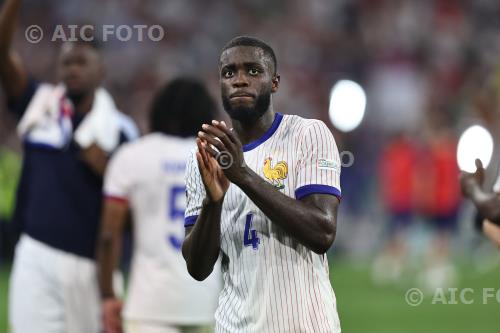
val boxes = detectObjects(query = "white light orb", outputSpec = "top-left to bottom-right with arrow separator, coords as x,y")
328,80 -> 366,132
457,125 -> 494,172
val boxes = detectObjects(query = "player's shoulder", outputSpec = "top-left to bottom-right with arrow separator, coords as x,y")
281,114 -> 331,138
110,133 -> 159,163
115,133 -> 146,153
281,113 -> 328,128
119,133 -> 192,151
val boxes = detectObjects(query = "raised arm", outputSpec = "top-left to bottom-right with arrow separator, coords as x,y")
460,159 -> 500,225
0,0 -> 28,102
182,139 -> 229,281
465,188 -> 500,224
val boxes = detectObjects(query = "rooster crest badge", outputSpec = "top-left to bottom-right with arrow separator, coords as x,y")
263,157 -> 288,190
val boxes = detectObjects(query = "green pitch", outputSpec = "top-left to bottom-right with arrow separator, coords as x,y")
1,261 -> 499,332
333,260 -> 499,333
1,264 -> 8,332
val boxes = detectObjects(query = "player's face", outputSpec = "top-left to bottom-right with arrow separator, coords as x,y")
58,43 -> 103,100
220,46 -> 278,123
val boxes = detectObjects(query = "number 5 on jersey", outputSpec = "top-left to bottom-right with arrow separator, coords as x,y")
244,214 -> 260,250
168,185 -> 186,250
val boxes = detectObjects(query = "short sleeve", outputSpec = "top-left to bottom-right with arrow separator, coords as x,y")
184,149 -> 206,227
294,120 -> 341,200
103,145 -> 135,203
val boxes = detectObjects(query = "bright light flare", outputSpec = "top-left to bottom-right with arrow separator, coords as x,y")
457,125 -> 494,172
328,80 -> 366,132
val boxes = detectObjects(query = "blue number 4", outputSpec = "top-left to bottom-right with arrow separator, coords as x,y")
243,214 -> 260,250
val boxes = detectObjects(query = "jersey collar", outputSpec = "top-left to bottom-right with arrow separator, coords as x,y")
242,113 -> 283,152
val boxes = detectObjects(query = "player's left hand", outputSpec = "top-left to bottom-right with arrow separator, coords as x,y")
460,159 -> 484,197
198,120 -> 248,184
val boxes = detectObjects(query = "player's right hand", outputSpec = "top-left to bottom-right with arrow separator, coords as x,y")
102,297 -> 123,333
196,137 -> 230,203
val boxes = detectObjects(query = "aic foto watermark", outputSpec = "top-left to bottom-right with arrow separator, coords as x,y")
214,150 -> 355,170
405,287 -> 500,306
25,24 -> 165,44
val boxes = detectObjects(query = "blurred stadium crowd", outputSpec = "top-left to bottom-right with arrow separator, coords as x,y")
1,0 -> 500,283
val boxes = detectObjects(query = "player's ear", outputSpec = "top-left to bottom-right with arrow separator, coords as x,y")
271,74 -> 280,93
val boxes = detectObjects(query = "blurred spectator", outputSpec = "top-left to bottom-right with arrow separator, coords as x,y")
372,132 -> 418,285
416,111 -> 461,290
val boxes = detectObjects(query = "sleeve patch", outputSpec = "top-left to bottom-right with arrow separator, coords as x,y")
317,158 -> 340,172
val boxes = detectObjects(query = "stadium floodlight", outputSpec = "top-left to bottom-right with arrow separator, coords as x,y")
457,125 -> 494,172
328,79 -> 366,132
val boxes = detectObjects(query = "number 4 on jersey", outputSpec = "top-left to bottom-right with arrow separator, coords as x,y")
244,214 -> 260,250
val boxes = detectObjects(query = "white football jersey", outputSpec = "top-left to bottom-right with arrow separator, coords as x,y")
104,133 -> 221,324
185,113 -> 342,332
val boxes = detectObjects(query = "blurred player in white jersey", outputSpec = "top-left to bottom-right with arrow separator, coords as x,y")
183,36 -> 342,332
97,78 -> 221,333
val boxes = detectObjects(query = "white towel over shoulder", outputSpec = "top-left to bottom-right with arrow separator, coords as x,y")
17,83 -> 138,152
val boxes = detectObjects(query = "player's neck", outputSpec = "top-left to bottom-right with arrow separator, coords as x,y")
69,91 -> 95,115
232,107 -> 275,146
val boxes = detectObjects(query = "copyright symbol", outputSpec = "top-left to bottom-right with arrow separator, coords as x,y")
25,25 -> 43,44
217,151 -> 233,170
405,288 -> 424,306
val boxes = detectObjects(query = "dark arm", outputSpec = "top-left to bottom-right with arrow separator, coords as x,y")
0,0 -> 29,102
182,198 -> 223,281
483,220 -> 500,249
236,168 -> 339,254
467,185 -> 500,225
459,159 -> 500,225
182,139 -> 229,281
96,199 -> 128,299
81,143 -> 109,177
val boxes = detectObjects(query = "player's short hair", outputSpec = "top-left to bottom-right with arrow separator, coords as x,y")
149,78 -> 217,137
222,36 -> 277,75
